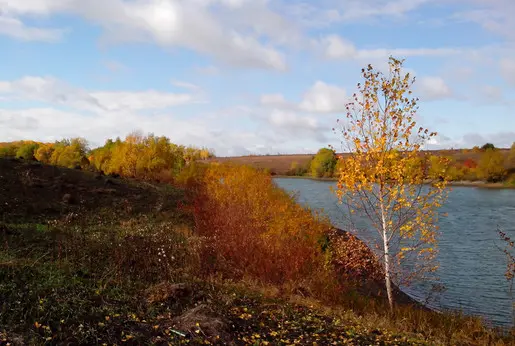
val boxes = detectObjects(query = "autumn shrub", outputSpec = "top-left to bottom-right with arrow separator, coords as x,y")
189,163 -> 341,296
88,133 -> 213,181
310,148 -> 337,178
478,148 -> 507,182
175,161 -> 209,187
287,161 -> 308,176
506,173 -> 515,186
15,142 -> 40,160
463,158 -> 478,169
328,230 -> 382,283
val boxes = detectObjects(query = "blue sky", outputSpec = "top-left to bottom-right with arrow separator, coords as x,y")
1,0 -> 515,156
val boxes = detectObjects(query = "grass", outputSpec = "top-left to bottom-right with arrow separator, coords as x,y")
1,212 -> 512,345
1,158 -> 515,345
0,218 -> 432,345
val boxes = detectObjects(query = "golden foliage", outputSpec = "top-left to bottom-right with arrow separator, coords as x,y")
310,148 -> 337,178
89,133 -> 215,181
477,148 -> 506,183
333,57 -> 449,307
190,163 -> 341,296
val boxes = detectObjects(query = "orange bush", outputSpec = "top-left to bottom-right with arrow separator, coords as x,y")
190,163 -> 338,292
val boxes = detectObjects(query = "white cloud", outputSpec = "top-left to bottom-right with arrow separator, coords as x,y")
286,0 -> 430,27
260,93 -> 292,108
266,109 -> 329,143
321,35 -> 461,60
260,81 -> 348,113
172,80 -> 201,91
417,76 -> 454,101
480,85 -> 504,103
323,35 -> 357,59
5,0 -> 288,70
0,105 -> 328,156
269,109 -> 317,129
422,131 -> 515,150
194,65 -> 220,75
461,132 -> 515,149
90,91 -> 195,111
453,0 -> 515,41
0,14 -> 64,41
500,58 -> 515,86
0,75 -> 333,155
334,0 -> 430,21
299,81 -> 348,113
0,76 -> 197,112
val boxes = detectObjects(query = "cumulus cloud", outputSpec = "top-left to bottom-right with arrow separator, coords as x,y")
417,76 -> 454,101
0,76 -> 196,112
194,65 -> 220,75
261,81 -> 348,113
0,106 -> 260,153
286,0 -> 430,27
4,0 -> 289,70
268,109 -> 317,129
266,110 -> 329,143
453,0 -> 515,41
321,35 -> 461,60
257,81 -> 347,144
260,94 -> 292,108
0,75 -> 333,155
0,105 -> 330,156
0,14 -> 65,41
461,132 -> 515,148
479,85 -> 505,104
424,131 -> 515,150
299,81 -> 348,113
171,80 -> 201,91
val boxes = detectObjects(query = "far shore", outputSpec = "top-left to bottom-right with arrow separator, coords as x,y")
273,175 -> 515,189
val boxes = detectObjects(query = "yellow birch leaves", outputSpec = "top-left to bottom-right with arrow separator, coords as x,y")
334,57 -> 450,285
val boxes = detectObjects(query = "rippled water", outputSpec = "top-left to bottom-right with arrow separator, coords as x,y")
274,177 -> 515,327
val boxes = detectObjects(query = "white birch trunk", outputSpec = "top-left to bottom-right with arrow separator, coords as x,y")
380,195 -> 394,310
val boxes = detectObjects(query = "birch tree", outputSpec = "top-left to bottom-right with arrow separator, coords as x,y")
333,57 -> 449,309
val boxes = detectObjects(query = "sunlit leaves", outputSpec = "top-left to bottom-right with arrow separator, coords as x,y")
334,57 -> 450,298
88,133 -> 215,181
477,148 -> 506,183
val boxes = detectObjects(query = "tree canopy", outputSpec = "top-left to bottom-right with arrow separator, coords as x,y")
310,148 -> 337,178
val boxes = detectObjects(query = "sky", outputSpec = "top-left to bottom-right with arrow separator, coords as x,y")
1,0 -> 515,156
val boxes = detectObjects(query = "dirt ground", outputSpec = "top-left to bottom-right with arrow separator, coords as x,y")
0,158 -> 182,223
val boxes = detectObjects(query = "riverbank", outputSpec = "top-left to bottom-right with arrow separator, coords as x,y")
275,175 -> 515,189
2,158 -> 513,345
331,228 -> 427,310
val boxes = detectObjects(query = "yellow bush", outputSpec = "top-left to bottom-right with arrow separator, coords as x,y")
191,163 -> 339,294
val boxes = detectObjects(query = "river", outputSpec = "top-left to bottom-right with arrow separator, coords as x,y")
274,177 -> 515,327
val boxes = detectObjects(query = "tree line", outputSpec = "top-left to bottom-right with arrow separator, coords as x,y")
0,132 -> 215,182
287,143 -> 515,184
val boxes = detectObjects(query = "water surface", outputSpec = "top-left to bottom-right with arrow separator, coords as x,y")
274,177 -> 515,327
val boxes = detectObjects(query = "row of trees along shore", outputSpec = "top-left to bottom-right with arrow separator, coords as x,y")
289,143 -> 515,184
0,133 -> 215,182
